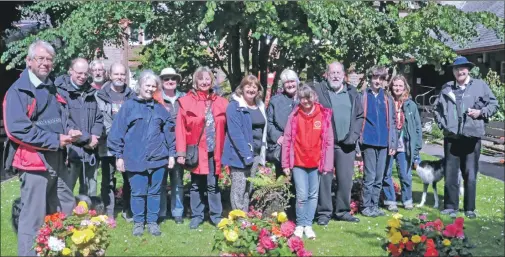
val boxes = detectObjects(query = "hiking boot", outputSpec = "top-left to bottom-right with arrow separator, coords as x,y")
174,216 -> 184,224
387,204 -> 399,213
132,222 -> 144,236
373,207 -> 386,216
361,207 -> 377,217
335,212 -> 360,223
465,211 -> 477,219
147,222 -> 162,236
441,209 -> 457,218
122,211 -> 133,223
294,226 -> 304,238
304,226 -> 316,240
189,218 -> 203,230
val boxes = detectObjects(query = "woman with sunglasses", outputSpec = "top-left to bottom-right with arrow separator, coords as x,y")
153,67 -> 186,224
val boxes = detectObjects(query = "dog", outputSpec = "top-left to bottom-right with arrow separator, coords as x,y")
415,158 -> 464,209
11,195 -> 105,234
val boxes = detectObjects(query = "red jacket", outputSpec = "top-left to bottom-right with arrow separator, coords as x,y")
176,90 -> 228,175
281,103 -> 334,173
294,105 -> 323,168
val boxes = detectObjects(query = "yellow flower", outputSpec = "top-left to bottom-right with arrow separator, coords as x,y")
228,209 -> 246,220
411,235 -> 421,243
402,237 -> 409,243
443,239 -> 451,246
392,213 -> 403,220
78,201 -> 88,209
387,218 -> 401,229
82,248 -> 90,257
389,231 -> 403,244
61,248 -> 72,256
224,229 -> 238,242
97,215 -> 108,222
87,224 -> 96,231
217,218 -> 231,230
277,212 -> 288,223
83,228 -> 95,242
72,230 -> 86,245
90,217 -> 102,224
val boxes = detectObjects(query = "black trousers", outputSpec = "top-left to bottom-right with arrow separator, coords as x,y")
443,137 -> 480,211
317,144 -> 355,221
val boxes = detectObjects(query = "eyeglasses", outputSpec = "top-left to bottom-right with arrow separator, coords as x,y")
33,56 -> 54,64
163,76 -> 177,81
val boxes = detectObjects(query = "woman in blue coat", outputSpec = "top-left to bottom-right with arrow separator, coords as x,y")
108,70 -> 176,236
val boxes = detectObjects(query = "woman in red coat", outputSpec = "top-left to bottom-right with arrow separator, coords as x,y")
175,66 -> 228,229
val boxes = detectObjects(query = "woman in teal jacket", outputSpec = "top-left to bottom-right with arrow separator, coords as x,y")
382,75 -> 422,212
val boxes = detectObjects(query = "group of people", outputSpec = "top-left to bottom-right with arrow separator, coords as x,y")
4,40 -> 498,255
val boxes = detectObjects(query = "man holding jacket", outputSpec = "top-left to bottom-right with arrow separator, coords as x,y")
56,58 -> 104,196
314,62 -> 363,224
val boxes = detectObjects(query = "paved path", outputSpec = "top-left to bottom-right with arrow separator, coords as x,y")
421,143 -> 504,181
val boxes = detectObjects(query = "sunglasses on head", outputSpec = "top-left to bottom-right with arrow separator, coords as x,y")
163,76 -> 177,81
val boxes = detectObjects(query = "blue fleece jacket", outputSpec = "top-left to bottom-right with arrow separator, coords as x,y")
362,88 -> 389,147
107,97 -> 176,172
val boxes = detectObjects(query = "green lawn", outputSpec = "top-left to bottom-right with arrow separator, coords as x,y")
1,154 -> 504,256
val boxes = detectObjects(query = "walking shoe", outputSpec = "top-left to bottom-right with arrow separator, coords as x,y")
317,218 -> 329,226
147,222 -> 162,236
404,203 -> 414,210
304,226 -> 316,240
189,218 -> 203,229
122,211 -> 133,223
373,207 -> 386,216
387,205 -> 399,213
294,226 -> 304,238
335,213 -> 360,223
465,211 -> 477,219
174,216 -> 184,224
132,223 -> 144,236
361,207 -> 377,217
441,209 -> 458,218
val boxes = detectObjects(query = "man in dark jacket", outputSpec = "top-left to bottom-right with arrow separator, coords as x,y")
56,58 -> 104,197
3,40 -> 81,256
313,62 -> 363,224
96,62 -> 136,221
434,56 -> 498,219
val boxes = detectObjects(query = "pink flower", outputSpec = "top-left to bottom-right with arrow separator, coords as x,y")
443,224 -> 464,239
259,235 -> 277,250
454,217 -> 464,228
287,236 -> 304,252
297,248 -> 313,257
280,221 -> 296,237
259,228 -> 269,239
256,246 -> 266,254
73,205 -> 87,215
67,225 -> 74,232
107,217 -> 117,228
88,209 -> 97,217
418,214 -> 427,221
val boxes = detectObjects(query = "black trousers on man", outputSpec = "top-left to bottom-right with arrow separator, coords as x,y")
444,136 -> 480,212
317,144 -> 355,222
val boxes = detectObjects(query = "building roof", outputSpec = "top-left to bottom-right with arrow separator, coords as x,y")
443,1 -> 504,53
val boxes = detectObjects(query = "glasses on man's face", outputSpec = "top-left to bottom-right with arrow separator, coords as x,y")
33,56 -> 54,64
163,77 -> 177,82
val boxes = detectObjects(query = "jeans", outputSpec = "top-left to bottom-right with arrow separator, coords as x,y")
444,137 -> 480,211
190,154 -> 222,224
293,167 -> 320,227
383,151 -> 412,206
100,156 -> 131,217
67,161 -> 97,196
160,164 -> 185,218
362,145 -> 388,209
128,167 -> 166,223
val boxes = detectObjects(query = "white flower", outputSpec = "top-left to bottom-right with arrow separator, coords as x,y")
80,220 -> 92,226
48,236 -> 65,252
270,235 -> 277,242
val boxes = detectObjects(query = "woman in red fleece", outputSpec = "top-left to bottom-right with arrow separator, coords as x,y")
281,84 -> 334,240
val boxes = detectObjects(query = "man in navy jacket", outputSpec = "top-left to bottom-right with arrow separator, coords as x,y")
3,40 -> 82,256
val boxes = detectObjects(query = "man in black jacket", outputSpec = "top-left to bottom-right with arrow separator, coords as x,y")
56,58 -> 104,196
313,61 -> 363,224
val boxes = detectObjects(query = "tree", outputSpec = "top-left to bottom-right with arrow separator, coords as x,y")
2,1 -> 504,92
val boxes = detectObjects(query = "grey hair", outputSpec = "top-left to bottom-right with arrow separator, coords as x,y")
326,61 -> 345,74
192,66 -> 215,90
297,84 -> 318,103
89,60 -> 105,71
137,70 -> 162,94
27,40 -> 55,59
279,69 -> 299,87
109,62 -> 127,75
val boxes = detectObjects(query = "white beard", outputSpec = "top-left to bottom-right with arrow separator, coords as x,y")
93,77 -> 104,83
112,80 -> 125,87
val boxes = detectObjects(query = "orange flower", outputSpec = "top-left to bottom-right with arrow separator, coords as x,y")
44,215 -> 52,223
271,226 -> 282,237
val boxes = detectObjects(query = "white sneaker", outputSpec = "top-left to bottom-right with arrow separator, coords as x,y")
294,226 -> 304,238
304,226 -> 316,240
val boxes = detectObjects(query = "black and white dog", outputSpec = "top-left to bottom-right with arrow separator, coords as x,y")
415,158 -> 464,208
11,195 -> 105,233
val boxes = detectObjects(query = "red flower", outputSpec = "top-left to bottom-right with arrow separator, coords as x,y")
259,235 -> 277,250
57,212 -> 66,220
296,248 -> 313,257
256,246 -> 266,254
433,219 -> 444,231
424,247 -> 439,257
251,225 -> 258,232
401,230 -> 410,236
454,217 -> 464,228
280,221 -> 296,237
399,242 -> 405,250
287,236 -> 304,252
443,224 -> 464,239
259,228 -> 269,239
421,235 -> 427,243
53,220 -> 63,229
426,239 -> 436,249
419,224 -> 426,230
89,209 -> 97,217
388,243 -> 402,257
406,241 -> 414,251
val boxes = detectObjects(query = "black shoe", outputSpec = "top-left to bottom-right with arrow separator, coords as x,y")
189,218 -> 202,229
317,219 -> 329,226
465,211 -> 477,219
174,216 -> 184,224
335,213 -> 360,223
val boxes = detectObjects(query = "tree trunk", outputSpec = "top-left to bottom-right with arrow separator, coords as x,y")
251,38 -> 259,77
241,27 -> 250,74
258,35 -> 270,89
229,25 -> 242,91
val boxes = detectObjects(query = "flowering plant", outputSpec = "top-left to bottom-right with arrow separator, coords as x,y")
34,201 -> 116,257
383,213 -> 474,257
213,208 -> 312,257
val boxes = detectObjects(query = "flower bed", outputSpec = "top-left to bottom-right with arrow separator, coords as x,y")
383,213 -> 474,257
213,209 -> 312,257
34,201 -> 116,256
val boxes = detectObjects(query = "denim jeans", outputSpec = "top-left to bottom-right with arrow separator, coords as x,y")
100,156 -> 131,217
383,151 -> 412,206
160,164 -> 185,218
362,145 -> 388,209
190,154 -> 222,224
293,167 -> 320,227
128,167 -> 166,223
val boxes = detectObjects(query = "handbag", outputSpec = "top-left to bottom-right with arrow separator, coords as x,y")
266,143 -> 281,163
184,101 -> 212,168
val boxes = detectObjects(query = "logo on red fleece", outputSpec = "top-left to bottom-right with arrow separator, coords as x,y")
314,121 -> 322,129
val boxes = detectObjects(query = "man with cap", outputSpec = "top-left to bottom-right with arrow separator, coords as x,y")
434,56 -> 498,219
153,67 -> 186,223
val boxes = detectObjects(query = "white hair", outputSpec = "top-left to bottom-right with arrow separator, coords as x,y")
89,60 -> 105,71
137,70 -> 162,94
27,40 -> 55,59
279,69 -> 299,86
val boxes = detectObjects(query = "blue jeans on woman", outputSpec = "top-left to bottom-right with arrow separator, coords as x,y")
128,167 -> 166,224
190,154 -> 222,225
292,167 -> 320,227
383,151 -> 413,206
159,164 -> 185,218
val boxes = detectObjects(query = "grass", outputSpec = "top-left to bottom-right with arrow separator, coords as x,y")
1,154 -> 504,256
